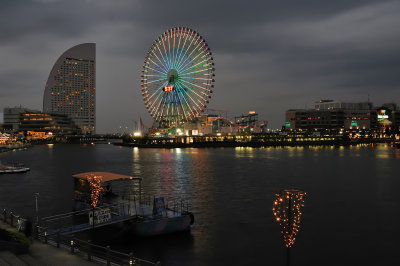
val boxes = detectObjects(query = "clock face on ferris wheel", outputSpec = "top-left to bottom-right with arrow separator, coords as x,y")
141,27 -> 215,126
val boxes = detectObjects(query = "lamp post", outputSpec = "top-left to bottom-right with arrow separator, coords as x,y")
34,193 -> 39,224
272,189 -> 306,266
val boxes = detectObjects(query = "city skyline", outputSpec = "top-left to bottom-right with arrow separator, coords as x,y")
1,0 -> 400,133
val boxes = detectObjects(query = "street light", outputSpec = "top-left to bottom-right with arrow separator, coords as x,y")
34,193 -> 39,224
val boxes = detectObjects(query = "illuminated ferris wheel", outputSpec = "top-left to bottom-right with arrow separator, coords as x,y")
141,27 -> 215,127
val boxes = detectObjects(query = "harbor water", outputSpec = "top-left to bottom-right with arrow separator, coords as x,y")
1,144 -> 400,265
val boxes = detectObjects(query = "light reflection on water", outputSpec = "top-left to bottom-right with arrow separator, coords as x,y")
1,144 -> 400,265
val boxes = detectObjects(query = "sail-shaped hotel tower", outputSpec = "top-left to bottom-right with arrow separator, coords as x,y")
43,43 -> 96,135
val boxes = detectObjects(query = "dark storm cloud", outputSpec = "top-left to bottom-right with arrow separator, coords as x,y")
1,0 -> 400,132
0,70 -> 39,97
0,1 -> 94,45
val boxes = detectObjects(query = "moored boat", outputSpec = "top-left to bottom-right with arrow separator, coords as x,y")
0,162 -> 30,174
72,171 -> 194,236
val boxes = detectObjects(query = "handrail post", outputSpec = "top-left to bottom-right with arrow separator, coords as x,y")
106,245 -> 111,266
56,231 -> 60,248
16,216 -> 21,231
3,209 -> 6,222
87,240 -> 92,261
139,179 -> 142,205
44,229 -> 48,244
71,238 -> 75,253
129,252 -> 133,265
10,212 -> 13,226
34,225 -> 39,240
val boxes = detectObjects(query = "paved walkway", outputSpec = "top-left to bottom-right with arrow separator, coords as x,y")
0,219 -> 98,265
28,241 -> 98,266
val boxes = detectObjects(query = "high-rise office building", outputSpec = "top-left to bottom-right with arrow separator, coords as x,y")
43,43 -> 96,134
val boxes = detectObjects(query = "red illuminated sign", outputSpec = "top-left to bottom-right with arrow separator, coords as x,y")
163,86 -> 174,92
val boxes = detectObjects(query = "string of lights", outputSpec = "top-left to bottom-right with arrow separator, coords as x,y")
86,174 -> 104,207
272,189 -> 306,248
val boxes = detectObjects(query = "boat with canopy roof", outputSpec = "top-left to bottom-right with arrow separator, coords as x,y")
72,171 -> 194,236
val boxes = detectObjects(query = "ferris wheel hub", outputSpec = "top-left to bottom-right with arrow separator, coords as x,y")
167,69 -> 179,84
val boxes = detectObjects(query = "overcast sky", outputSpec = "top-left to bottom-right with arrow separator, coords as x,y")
1,0 -> 400,133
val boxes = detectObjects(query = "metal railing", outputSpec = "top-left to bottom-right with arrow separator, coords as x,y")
1,208 -> 27,231
39,203 -> 131,235
121,195 -> 193,216
36,227 -> 160,266
1,196 -> 193,266
1,207 -> 160,265
118,193 -> 192,211
165,197 -> 192,214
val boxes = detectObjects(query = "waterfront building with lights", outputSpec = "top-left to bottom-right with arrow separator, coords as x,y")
285,100 -> 377,132
3,107 -> 41,131
285,100 -> 400,138
19,112 -> 81,139
43,43 -> 96,135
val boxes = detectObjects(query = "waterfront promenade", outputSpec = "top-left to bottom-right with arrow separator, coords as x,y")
0,219 -> 97,265
0,143 -> 31,153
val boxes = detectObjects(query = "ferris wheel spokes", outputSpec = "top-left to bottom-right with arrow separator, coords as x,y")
141,27 -> 215,127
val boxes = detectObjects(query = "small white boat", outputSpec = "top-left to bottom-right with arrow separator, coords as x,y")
0,163 -> 30,174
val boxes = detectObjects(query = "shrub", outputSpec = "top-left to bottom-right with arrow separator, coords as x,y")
0,228 -> 30,246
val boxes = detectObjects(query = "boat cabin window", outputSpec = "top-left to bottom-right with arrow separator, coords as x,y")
74,178 -> 90,194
